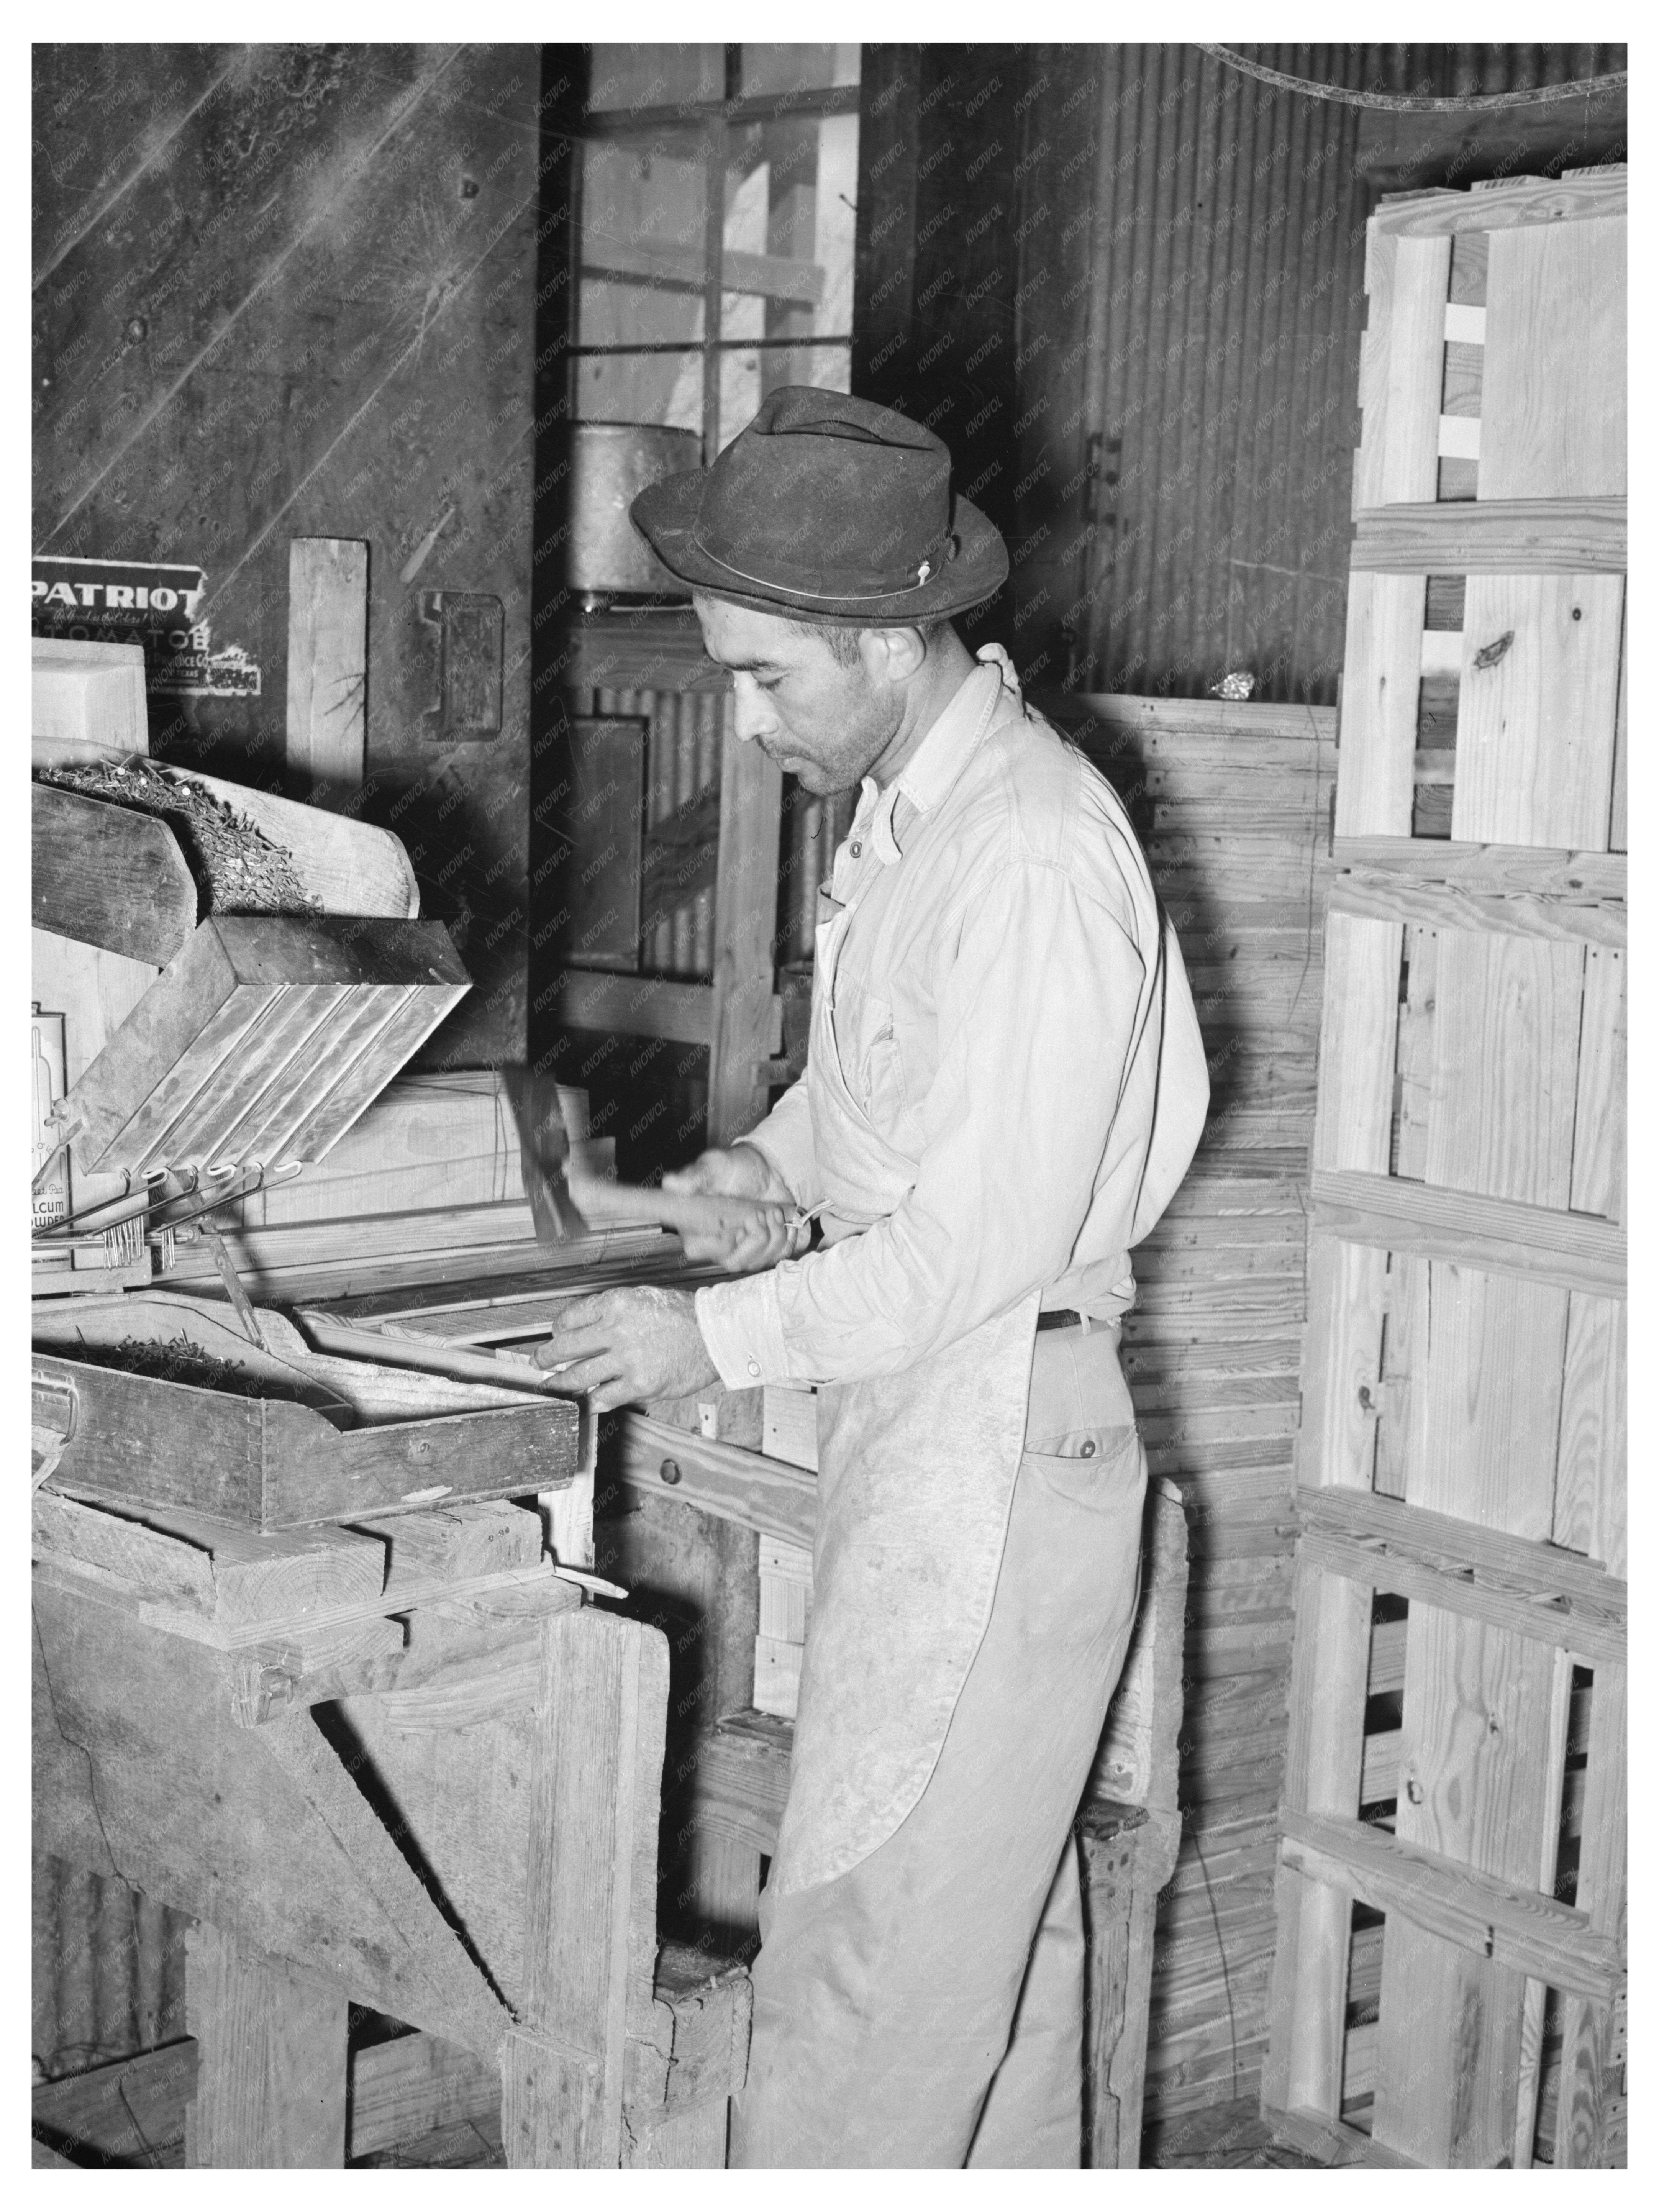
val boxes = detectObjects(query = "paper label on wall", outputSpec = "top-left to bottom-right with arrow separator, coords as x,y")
32,1005 -> 70,1255
31,555 -> 262,698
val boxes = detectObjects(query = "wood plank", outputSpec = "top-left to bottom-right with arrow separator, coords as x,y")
1369,171 -> 1626,236
1295,1487 -> 1625,1666
1481,218 -> 1625,503
1279,1813 -> 1618,2003
613,1411 -> 818,1550
708,710 -> 784,1145
1353,230 -> 1450,512
31,783 -> 197,964
1350,496 -> 1625,573
184,1921 -> 347,2168
557,969 -> 715,1046
1310,1171 -> 1624,1299
1333,575 -> 1422,838
1265,2104 -> 1424,2169
1453,576 -> 1624,852
1330,839 -> 1623,901
503,1607 -> 669,2168
1331,866 -> 1623,949
31,637 -> 149,761
286,538 -> 368,809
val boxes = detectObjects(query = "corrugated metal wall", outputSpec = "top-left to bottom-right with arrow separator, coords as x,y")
1003,41 -> 1625,703
1010,44 -> 1372,703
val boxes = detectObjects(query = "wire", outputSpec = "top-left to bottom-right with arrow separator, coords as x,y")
1196,45 -> 1627,113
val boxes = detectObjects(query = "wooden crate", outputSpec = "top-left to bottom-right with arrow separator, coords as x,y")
1262,168 -> 1627,2172
31,1291 -> 579,1532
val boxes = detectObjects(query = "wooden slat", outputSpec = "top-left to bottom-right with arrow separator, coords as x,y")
1330,839 -> 1623,900
1333,576 -> 1423,839
286,538 -> 368,809
503,1608 -> 668,2168
1311,1169 -> 1624,1299
1369,171 -> 1626,236
1349,496 -> 1625,573
1280,1813 -> 1620,2003
1294,1487 -> 1625,1666
1328,869 -> 1624,949
557,969 -> 713,1046
613,1412 -> 817,1551
1267,2105 -> 1423,2169
1353,230 -> 1451,511
582,233 -> 825,305
708,712 -> 784,1145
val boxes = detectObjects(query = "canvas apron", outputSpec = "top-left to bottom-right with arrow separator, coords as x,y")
770,784 -> 1044,1898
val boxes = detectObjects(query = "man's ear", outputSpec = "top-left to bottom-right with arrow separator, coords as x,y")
861,625 -> 928,685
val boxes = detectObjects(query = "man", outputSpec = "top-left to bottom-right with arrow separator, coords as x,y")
536,388 -> 1208,2167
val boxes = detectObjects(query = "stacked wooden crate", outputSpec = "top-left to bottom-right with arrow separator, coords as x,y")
1048,694 -> 1336,2131
1263,168 -> 1626,2169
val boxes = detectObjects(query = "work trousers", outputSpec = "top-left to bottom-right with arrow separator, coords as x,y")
730,1323 -> 1148,2168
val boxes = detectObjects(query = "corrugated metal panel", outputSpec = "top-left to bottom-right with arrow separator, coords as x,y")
1008,41 -> 1624,704
1033,44 -> 1373,703
34,1861 -> 187,2083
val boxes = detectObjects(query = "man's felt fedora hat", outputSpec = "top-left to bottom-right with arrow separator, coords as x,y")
629,387 -> 1009,623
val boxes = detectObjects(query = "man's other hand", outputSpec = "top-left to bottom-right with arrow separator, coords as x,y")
532,1286 -> 718,1412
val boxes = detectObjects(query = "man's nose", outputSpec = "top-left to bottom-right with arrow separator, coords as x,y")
730,673 -> 774,745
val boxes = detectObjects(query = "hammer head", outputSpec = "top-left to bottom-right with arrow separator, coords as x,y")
502,1068 -> 591,1242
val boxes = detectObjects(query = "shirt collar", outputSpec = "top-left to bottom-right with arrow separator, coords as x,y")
858,645 -> 1022,865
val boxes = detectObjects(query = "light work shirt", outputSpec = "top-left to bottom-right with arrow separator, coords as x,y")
695,644 -> 1208,1392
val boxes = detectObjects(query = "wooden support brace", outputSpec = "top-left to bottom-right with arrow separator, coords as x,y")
1279,1810 -> 1621,2002
1311,1170 -> 1625,1300
184,1922 -> 348,2168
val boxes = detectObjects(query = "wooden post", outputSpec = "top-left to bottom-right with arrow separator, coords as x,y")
184,1922 -> 348,2168
502,1607 -> 669,2168
287,538 -> 368,811
707,707 -> 783,1146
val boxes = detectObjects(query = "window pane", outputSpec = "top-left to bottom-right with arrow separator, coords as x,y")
738,44 -> 859,97
579,136 -> 707,336
717,115 -> 857,346
589,43 -> 723,113
574,349 -> 703,439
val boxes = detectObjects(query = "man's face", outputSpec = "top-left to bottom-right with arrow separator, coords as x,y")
692,595 -> 902,795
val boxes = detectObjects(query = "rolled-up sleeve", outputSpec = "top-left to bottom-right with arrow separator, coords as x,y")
695,861 -> 1145,1389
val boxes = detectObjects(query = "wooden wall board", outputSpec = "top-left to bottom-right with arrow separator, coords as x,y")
286,539 -> 368,810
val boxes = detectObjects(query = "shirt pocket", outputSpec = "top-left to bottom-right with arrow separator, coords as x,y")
830,972 -> 908,1127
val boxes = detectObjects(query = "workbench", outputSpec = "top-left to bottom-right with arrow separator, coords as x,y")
32,1490 -> 750,2167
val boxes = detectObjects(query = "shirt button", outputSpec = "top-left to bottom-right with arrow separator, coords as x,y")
747,1358 -> 762,1378
1080,1440 -> 1097,1457
850,841 -> 862,858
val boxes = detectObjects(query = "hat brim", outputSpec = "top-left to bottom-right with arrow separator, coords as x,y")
631,467 -> 1010,623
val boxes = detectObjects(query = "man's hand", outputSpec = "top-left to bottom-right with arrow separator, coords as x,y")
532,1286 -> 718,1412
664,1144 -> 807,1271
